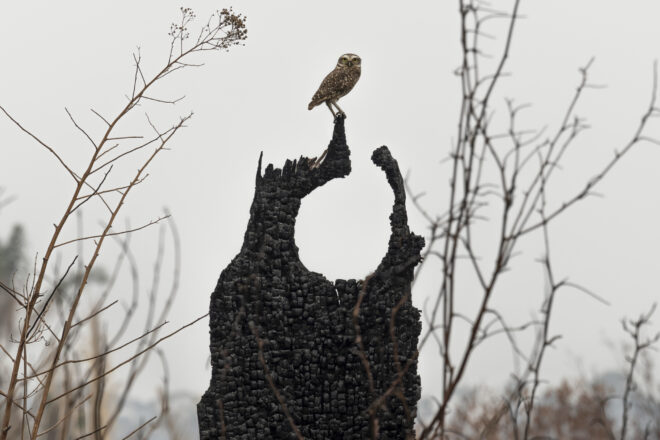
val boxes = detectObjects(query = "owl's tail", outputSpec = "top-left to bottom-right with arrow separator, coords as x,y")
307,101 -> 317,110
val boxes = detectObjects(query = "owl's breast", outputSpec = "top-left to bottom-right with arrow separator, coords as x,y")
337,68 -> 361,97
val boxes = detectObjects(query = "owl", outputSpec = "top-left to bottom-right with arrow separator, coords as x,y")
308,53 -> 361,118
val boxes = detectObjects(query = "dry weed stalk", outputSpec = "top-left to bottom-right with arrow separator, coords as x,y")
0,7 -> 246,439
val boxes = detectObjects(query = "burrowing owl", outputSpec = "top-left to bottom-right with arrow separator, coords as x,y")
308,53 -> 361,118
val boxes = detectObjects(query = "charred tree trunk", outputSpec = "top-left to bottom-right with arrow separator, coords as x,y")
197,116 -> 423,439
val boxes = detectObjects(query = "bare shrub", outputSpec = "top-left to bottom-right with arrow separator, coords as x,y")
0,7 -> 246,439
405,1 -> 660,438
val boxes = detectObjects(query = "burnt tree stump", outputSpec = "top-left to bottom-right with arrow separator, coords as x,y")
197,116 -> 424,439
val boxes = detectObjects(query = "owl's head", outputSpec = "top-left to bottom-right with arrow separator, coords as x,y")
337,53 -> 361,69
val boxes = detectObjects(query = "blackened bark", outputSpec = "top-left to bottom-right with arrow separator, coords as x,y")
198,116 -> 423,439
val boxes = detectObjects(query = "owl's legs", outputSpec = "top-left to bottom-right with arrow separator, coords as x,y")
330,100 -> 346,117
325,101 -> 337,117
310,102 -> 335,169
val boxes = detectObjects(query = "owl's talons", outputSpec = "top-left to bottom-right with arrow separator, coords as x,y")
334,112 -> 346,122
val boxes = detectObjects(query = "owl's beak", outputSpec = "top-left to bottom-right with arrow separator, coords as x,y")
347,61 -> 353,67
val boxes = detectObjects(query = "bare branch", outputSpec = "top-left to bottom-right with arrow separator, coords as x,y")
65,108 -> 97,150
21,320 -> 169,381
0,105 -> 79,182
71,300 -> 118,329
45,314 -> 207,405
26,256 -> 78,340
90,108 -> 110,126
620,304 -> 660,440
54,215 -> 170,248
36,394 -> 93,437
119,416 -> 157,440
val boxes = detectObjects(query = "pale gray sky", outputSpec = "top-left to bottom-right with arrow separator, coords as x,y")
2,0 -> 660,431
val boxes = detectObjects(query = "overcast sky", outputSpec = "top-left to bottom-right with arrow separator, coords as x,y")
2,0 -> 660,431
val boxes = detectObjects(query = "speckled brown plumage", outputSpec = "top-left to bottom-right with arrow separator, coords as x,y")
308,53 -> 361,117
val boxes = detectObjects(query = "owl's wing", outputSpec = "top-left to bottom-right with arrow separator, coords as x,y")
308,68 -> 345,110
